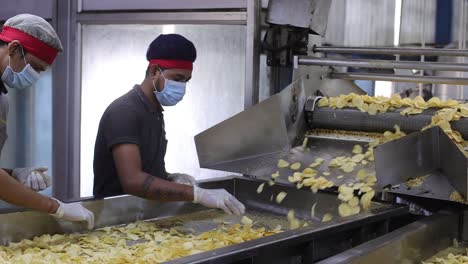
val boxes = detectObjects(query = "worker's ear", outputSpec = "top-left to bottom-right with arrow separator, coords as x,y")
7,40 -> 22,57
149,64 -> 160,78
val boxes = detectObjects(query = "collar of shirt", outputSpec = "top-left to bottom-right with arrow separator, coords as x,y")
0,80 -> 7,94
134,85 -> 163,113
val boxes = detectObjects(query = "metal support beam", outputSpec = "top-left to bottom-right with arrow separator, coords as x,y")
313,46 -> 468,57
0,0 -> 54,21
244,0 -> 261,108
330,72 -> 468,85
79,0 -> 247,12
297,56 -> 468,72
52,0 -> 81,201
76,12 -> 247,25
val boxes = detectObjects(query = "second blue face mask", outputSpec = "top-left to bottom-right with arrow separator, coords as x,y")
153,69 -> 186,106
1,46 -> 40,90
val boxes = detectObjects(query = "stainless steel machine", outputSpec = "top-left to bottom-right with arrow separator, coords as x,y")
2,1 -> 468,263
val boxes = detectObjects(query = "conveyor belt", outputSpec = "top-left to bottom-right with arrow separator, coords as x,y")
0,178 -> 409,264
307,106 -> 468,139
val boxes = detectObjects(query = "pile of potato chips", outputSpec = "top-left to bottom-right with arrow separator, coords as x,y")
318,93 -> 468,150
423,252 -> 468,264
0,221 -> 280,264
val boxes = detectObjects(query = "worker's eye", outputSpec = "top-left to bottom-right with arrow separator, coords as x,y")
173,78 -> 188,83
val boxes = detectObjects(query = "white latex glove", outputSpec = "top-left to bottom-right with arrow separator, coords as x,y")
12,166 -> 52,191
50,198 -> 95,229
168,173 -> 197,186
193,186 -> 245,215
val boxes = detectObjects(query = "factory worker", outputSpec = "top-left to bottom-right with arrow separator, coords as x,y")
0,14 -> 94,229
93,34 -> 245,215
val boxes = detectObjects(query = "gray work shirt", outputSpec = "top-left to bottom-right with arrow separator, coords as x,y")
93,85 -> 168,198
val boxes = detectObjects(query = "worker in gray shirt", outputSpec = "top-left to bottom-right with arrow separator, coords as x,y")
0,14 -> 94,229
93,34 -> 245,215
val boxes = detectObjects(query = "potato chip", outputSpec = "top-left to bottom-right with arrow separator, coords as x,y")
360,186 -> 373,193
256,183 -> 265,194
337,175 -> 344,179
442,99 -> 459,108
427,97 -> 441,107
241,216 -> 253,225
268,180 -> 275,186
303,177 -> 316,187
290,162 -> 301,170
356,169 -> 367,181
338,203 -> 352,217
311,202 -> 317,218
317,97 -> 329,107
276,192 -> 287,204
273,225 -> 282,232
277,159 -> 289,168
459,104 -> 468,117
323,171 -> 331,176
271,171 -> 280,179
336,95 -> 348,109
449,191 -> 465,203
351,154 -> 364,163
309,158 -> 324,168
338,192 -> 354,202
400,107 -> 424,116
288,173 -> 302,183
340,162 -> 356,173
303,168 -> 318,177
322,213 -> 333,222
368,103 -> 379,115
287,210 -> 301,229
361,190 -> 375,209
352,144 -> 363,154
413,96 -> 428,109
348,196 -> 360,207
351,206 -> 361,215
302,137 -> 309,149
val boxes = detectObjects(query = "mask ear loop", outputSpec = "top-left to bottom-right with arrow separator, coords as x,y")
152,67 -> 165,93
9,45 -> 28,69
19,46 -> 27,66
158,67 -> 167,92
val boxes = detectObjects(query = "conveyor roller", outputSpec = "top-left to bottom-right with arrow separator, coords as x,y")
306,105 -> 468,140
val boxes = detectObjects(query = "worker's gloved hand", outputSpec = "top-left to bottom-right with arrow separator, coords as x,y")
50,198 -> 95,229
193,186 -> 245,215
168,173 -> 197,186
12,166 -> 52,191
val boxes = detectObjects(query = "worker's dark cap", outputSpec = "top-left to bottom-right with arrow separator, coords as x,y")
146,34 -> 196,70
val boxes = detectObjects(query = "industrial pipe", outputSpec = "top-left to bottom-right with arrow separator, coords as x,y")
312,46 -> 468,57
296,56 -> 468,72
330,72 -> 468,85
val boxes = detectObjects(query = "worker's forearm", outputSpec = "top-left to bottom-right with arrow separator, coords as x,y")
125,172 -> 194,202
0,169 -> 59,213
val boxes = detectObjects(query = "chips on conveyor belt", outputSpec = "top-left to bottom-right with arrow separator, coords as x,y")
318,93 -> 468,151
0,220 -> 281,264
423,240 -> 468,264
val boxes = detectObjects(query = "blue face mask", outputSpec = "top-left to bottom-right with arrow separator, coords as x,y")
153,69 -> 186,106
1,47 -> 40,90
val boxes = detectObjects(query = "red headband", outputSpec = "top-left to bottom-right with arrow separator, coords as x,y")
149,59 -> 193,70
0,26 -> 59,64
